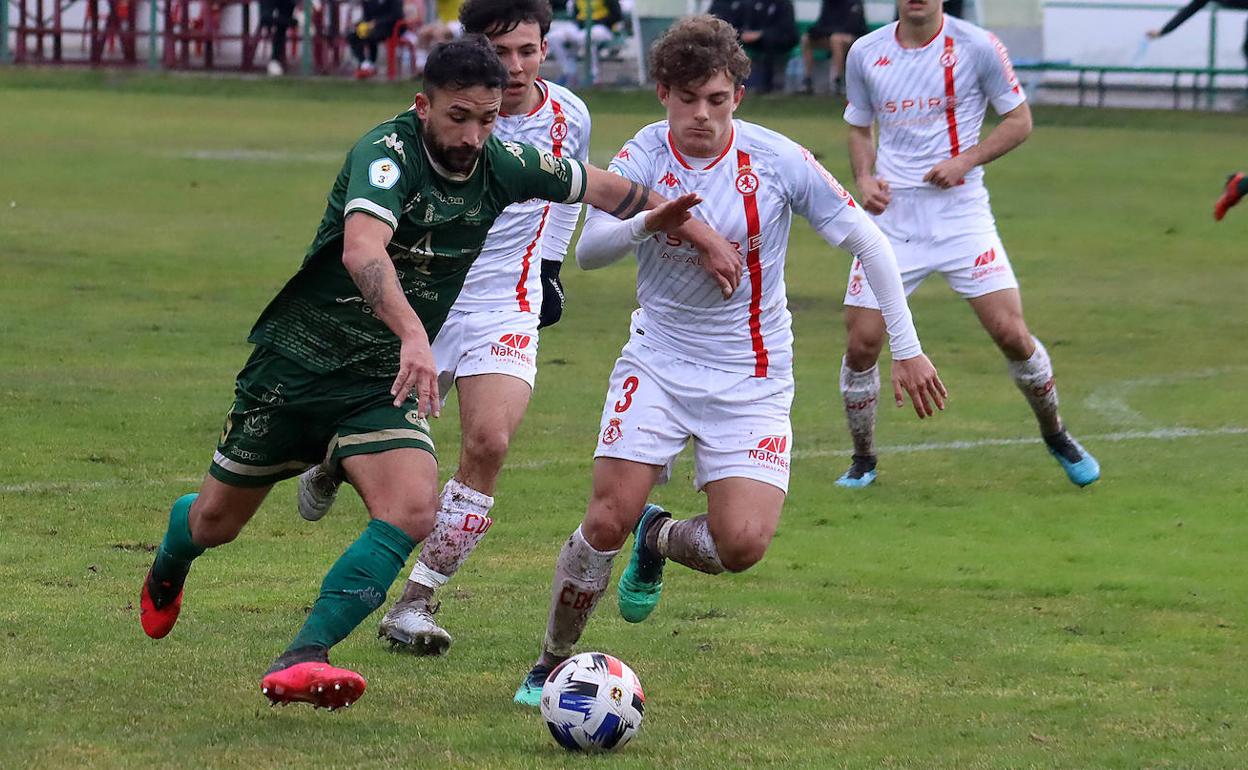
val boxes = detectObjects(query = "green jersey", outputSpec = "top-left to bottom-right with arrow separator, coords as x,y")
248,109 -> 587,378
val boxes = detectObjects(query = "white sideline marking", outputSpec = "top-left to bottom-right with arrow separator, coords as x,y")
3,427 -> 1244,494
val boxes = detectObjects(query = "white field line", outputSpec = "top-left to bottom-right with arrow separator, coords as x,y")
4,426 -> 1245,494
1084,367 -> 1248,428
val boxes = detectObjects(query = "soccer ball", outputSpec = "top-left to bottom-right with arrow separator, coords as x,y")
540,652 -> 645,752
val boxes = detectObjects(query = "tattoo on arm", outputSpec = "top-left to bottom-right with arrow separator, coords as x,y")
352,258 -> 398,314
608,180 -> 647,219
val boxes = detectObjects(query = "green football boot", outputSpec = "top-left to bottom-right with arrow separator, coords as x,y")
616,504 -> 671,623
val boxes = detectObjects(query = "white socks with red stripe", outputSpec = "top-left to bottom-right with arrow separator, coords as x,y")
543,526 -> 619,658
654,515 -> 725,575
840,357 -> 880,457
1007,336 -> 1063,436
408,479 -> 494,591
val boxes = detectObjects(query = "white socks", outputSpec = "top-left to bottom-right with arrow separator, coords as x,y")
840,356 -> 880,457
1007,336 -> 1062,436
543,526 -> 619,658
409,478 -> 495,589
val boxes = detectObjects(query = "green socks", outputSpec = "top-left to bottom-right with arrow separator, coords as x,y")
285,519 -> 416,654
150,493 -> 205,601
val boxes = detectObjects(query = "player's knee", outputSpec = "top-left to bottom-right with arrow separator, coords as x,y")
582,497 -> 638,551
845,335 -> 883,372
463,426 -> 511,472
381,491 -> 438,542
715,532 -> 769,573
188,498 -> 245,547
991,322 -> 1033,360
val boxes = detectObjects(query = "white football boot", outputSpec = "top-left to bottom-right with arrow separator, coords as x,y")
297,464 -> 342,522
378,601 -> 453,656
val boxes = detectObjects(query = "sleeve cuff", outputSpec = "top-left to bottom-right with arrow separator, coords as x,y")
843,103 -> 874,127
563,159 -> 587,204
344,198 -> 398,230
990,89 -> 1027,116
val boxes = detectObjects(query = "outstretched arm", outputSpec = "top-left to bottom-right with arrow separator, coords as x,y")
342,213 -> 439,417
580,164 -> 742,297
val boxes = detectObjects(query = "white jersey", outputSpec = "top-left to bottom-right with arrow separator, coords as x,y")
451,79 -> 590,314
601,120 -> 874,377
843,15 -> 1026,190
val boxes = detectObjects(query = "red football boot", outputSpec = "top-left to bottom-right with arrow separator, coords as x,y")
261,661 -> 367,710
1213,172 -> 1244,221
140,568 -> 183,639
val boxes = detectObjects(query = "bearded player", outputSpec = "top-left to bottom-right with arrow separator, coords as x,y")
834,0 -> 1100,489
513,15 -> 947,705
296,0 -> 594,657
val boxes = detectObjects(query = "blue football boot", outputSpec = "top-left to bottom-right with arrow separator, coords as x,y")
1044,430 -> 1100,487
835,454 -> 878,489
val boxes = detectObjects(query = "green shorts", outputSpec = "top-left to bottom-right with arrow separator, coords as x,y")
210,345 -> 435,487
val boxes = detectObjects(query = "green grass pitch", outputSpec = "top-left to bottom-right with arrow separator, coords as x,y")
1,71 -> 1247,768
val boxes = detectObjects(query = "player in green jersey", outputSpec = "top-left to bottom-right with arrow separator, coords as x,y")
137,35 -> 741,710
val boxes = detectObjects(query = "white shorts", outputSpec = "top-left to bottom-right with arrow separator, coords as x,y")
843,185 -> 1019,308
431,310 -> 539,403
594,339 -> 794,493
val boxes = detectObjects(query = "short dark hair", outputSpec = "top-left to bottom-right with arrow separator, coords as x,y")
650,15 -> 751,88
459,0 -> 553,38
423,35 -> 509,93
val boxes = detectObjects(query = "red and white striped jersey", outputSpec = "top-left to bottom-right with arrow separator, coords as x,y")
451,79 -> 590,314
843,14 -> 1025,190
600,119 -> 869,378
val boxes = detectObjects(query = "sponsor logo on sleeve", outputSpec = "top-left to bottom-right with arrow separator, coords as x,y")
539,151 -> 570,181
369,158 -> 401,189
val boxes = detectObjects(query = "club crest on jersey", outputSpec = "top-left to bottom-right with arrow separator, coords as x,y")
848,272 -> 864,297
940,49 -> 958,68
550,119 -> 569,143
369,158 -> 401,190
735,168 -> 759,196
602,418 -> 623,445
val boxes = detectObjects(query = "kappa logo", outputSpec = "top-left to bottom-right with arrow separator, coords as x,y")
502,141 -> 526,166
372,132 -> 407,161
973,248 -> 997,267
616,148 -> 631,160
550,119 -> 569,143
735,168 -> 759,196
499,333 -> 532,350
602,417 -> 623,445
874,55 -> 892,67
658,171 -> 680,188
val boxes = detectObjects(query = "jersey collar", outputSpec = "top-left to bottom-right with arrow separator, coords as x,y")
667,124 -> 736,172
500,79 -> 549,119
894,14 -> 945,50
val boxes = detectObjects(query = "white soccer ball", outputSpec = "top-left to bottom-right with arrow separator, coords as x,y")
539,652 -> 645,752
